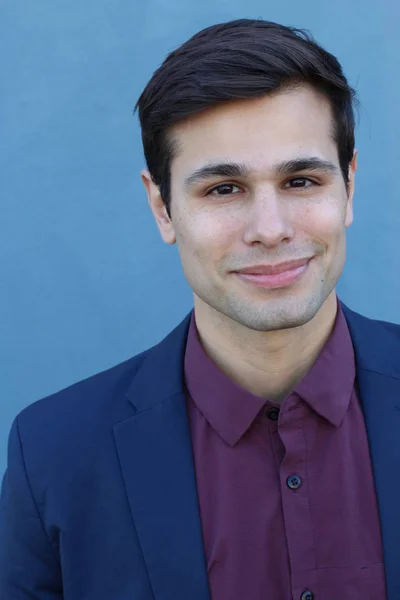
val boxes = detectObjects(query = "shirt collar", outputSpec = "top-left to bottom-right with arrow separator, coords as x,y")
184,297 -> 356,446
294,298 -> 356,428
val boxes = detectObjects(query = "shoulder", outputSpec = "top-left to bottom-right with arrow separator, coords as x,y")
341,301 -> 400,376
11,346 -> 158,476
342,301 -> 400,336
5,349 -> 153,495
12,309 -> 193,453
16,351 -> 146,432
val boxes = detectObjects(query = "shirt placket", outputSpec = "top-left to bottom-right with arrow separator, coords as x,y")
278,396 -> 320,600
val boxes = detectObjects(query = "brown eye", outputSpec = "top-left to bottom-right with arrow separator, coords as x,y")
284,178 -> 315,189
208,184 -> 241,196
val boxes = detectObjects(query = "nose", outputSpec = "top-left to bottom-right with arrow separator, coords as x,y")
242,190 -> 295,248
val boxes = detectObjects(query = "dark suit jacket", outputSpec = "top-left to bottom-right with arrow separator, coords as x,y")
1,301 -> 399,599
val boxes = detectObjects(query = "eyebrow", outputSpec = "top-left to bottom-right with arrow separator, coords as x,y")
183,157 -> 339,191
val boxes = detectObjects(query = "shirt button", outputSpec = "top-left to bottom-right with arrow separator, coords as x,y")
287,474 -> 302,490
266,407 -> 280,421
300,591 -> 314,600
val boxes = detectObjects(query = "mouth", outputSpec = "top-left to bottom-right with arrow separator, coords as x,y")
234,257 -> 313,289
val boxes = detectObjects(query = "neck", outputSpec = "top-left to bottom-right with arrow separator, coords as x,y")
193,292 -> 338,403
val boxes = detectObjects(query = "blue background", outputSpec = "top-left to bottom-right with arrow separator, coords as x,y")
1,0 -> 399,473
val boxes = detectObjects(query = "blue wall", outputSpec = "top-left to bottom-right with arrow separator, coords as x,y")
1,0 -> 399,473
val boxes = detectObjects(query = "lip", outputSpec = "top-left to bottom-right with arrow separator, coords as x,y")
234,257 -> 313,289
236,257 -> 312,275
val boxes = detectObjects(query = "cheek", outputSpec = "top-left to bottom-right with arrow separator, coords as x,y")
179,212 -> 238,259
298,201 -> 346,244
174,214 -> 235,291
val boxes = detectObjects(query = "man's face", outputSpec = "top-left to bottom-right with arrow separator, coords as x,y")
145,86 -> 356,332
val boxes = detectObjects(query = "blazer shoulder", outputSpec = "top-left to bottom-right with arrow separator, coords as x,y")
342,301 -> 400,377
343,301 -> 400,334
374,316 -> 400,335
4,350 -> 154,496
12,310 -> 193,453
15,350 -> 147,439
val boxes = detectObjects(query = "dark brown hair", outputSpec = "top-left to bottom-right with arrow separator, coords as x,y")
135,19 -> 357,218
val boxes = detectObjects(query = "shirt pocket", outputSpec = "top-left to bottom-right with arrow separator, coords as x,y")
316,562 -> 386,599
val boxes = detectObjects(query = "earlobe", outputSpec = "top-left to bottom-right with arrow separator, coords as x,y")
156,203 -> 177,244
352,149 -> 358,172
345,199 -> 354,227
345,151 -> 357,228
141,169 -> 176,245
345,185 -> 354,227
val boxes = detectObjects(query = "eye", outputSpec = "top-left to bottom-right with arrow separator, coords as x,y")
207,183 -> 242,196
283,177 -> 317,189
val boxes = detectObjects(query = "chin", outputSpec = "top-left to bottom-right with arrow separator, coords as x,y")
225,292 -> 325,332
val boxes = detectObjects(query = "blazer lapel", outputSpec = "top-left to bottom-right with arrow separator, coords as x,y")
342,302 -> 400,600
113,313 -> 211,600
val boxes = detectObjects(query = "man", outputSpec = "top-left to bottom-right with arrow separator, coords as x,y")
0,18 -> 399,600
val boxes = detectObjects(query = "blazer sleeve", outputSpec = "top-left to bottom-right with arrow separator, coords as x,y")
0,416 -> 63,599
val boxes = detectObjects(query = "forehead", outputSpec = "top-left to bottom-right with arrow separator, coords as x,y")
171,86 -> 338,175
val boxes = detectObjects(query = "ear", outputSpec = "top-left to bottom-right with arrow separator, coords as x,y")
345,150 -> 357,228
141,169 -> 176,244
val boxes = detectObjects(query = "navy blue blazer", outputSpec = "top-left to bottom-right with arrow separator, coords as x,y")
1,301 -> 399,599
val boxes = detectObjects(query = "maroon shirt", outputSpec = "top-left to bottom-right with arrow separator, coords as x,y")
184,298 -> 387,599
